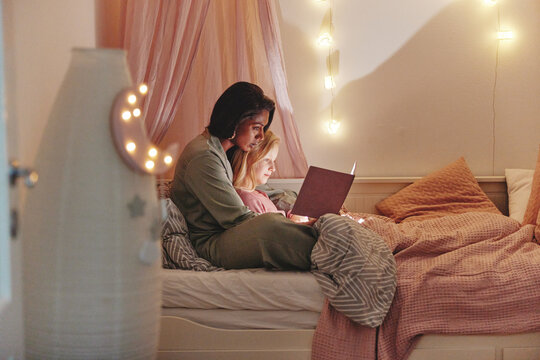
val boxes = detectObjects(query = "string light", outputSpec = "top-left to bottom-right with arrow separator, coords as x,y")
316,0 -> 341,134
497,30 -> 514,40
324,75 -> 336,89
486,0 -> 513,175
327,119 -> 340,134
317,32 -> 333,47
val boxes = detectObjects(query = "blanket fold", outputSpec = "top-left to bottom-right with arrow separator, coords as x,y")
311,214 -> 397,327
311,212 -> 540,360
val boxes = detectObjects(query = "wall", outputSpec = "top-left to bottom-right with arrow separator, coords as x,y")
1,0 -> 93,354
4,0 -> 538,180
4,0 -> 95,180
278,0 -> 540,176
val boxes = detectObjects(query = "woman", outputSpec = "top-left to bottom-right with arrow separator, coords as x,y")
170,82 -> 317,270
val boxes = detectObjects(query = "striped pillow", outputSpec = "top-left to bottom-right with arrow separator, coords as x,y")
161,199 -> 223,271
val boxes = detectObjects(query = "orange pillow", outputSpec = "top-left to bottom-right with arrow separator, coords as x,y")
522,145 -> 540,226
376,157 -> 501,223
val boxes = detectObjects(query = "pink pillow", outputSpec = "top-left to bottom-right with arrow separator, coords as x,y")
376,157 -> 501,223
522,145 -> 540,226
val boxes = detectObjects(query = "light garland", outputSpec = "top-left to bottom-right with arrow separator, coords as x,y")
313,0 -> 512,140
486,0 -> 513,176
316,0 -> 341,134
497,30 -> 514,40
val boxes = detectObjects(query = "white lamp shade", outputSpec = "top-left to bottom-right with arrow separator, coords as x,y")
22,48 -> 161,359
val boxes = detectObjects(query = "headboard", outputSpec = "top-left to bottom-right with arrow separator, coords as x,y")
157,176 -> 508,215
268,176 -> 508,216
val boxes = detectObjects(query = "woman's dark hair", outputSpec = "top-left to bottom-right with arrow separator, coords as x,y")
207,82 -> 275,139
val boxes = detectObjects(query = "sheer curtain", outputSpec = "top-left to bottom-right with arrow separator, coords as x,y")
122,0 -> 210,143
258,0 -> 308,176
120,0 -> 308,178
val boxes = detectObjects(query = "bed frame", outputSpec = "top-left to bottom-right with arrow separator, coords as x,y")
158,176 -> 540,360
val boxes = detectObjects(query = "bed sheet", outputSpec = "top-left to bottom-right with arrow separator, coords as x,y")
161,268 -> 324,312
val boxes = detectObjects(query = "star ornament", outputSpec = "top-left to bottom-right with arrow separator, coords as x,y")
127,194 -> 146,218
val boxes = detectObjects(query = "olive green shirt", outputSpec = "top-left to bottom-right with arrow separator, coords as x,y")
170,132 -> 257,247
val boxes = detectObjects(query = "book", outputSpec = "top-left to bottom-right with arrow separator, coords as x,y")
291,164 -> 355,218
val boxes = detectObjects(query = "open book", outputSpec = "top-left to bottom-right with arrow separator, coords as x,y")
291,163 -> 356,218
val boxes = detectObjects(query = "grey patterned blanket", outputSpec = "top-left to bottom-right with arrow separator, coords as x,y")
311,214 -> 397,327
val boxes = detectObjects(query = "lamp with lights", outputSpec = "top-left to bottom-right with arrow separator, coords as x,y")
22,48 -> 171,359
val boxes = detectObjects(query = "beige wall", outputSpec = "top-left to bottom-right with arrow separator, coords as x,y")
4,0 -> 95,174
278,0 -> 540,176
4,0 -> 539,179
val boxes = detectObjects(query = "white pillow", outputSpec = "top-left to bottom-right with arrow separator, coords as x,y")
505,168 -> 534,223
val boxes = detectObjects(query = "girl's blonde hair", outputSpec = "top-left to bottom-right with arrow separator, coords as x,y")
231,130 -> 280,191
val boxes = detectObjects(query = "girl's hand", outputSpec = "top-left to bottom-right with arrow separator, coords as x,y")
288,213 -> 317,226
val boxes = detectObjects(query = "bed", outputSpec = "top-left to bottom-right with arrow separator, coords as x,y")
157,157 -> 540,360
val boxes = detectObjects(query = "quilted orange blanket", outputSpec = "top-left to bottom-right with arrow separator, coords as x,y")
312,212 -> 540,360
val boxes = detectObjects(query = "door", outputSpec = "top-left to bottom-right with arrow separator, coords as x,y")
0,0 -> 24,357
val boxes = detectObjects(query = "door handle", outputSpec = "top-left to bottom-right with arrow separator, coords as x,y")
8,160 -> 38,239
9,160 -> 38,188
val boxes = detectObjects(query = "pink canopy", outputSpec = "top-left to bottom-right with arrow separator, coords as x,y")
97,0 -> 308,178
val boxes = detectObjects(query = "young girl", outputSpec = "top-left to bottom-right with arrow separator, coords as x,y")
231,130 -> 285,215
231,130 -> 313,225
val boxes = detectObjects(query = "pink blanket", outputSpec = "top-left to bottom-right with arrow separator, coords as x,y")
312,212 -> 540,360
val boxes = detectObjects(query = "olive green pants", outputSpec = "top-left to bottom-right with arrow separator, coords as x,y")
195,213 -> 318,270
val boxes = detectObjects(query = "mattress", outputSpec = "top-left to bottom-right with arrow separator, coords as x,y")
161,268 -> 324,312
161,308 -> 320,330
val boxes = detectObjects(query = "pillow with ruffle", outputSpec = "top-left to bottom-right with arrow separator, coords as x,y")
505,168 -> 534,223
376,157 -> 501,223
522,145 -> 540,226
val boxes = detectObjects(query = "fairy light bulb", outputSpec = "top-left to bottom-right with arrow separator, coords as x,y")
127,94 -> 137,104
145,160 -> 155,170
317,32 -> 333,46
327,119 -> 340,134
125,142 -> 136,153
121,111 -> 132,121
324,75 -> 336,89
132,108 -> 141,117
148,147 -> 158,158
497,30 -> 514,40
139,84 -> 148,94
164,155 -> 173,165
